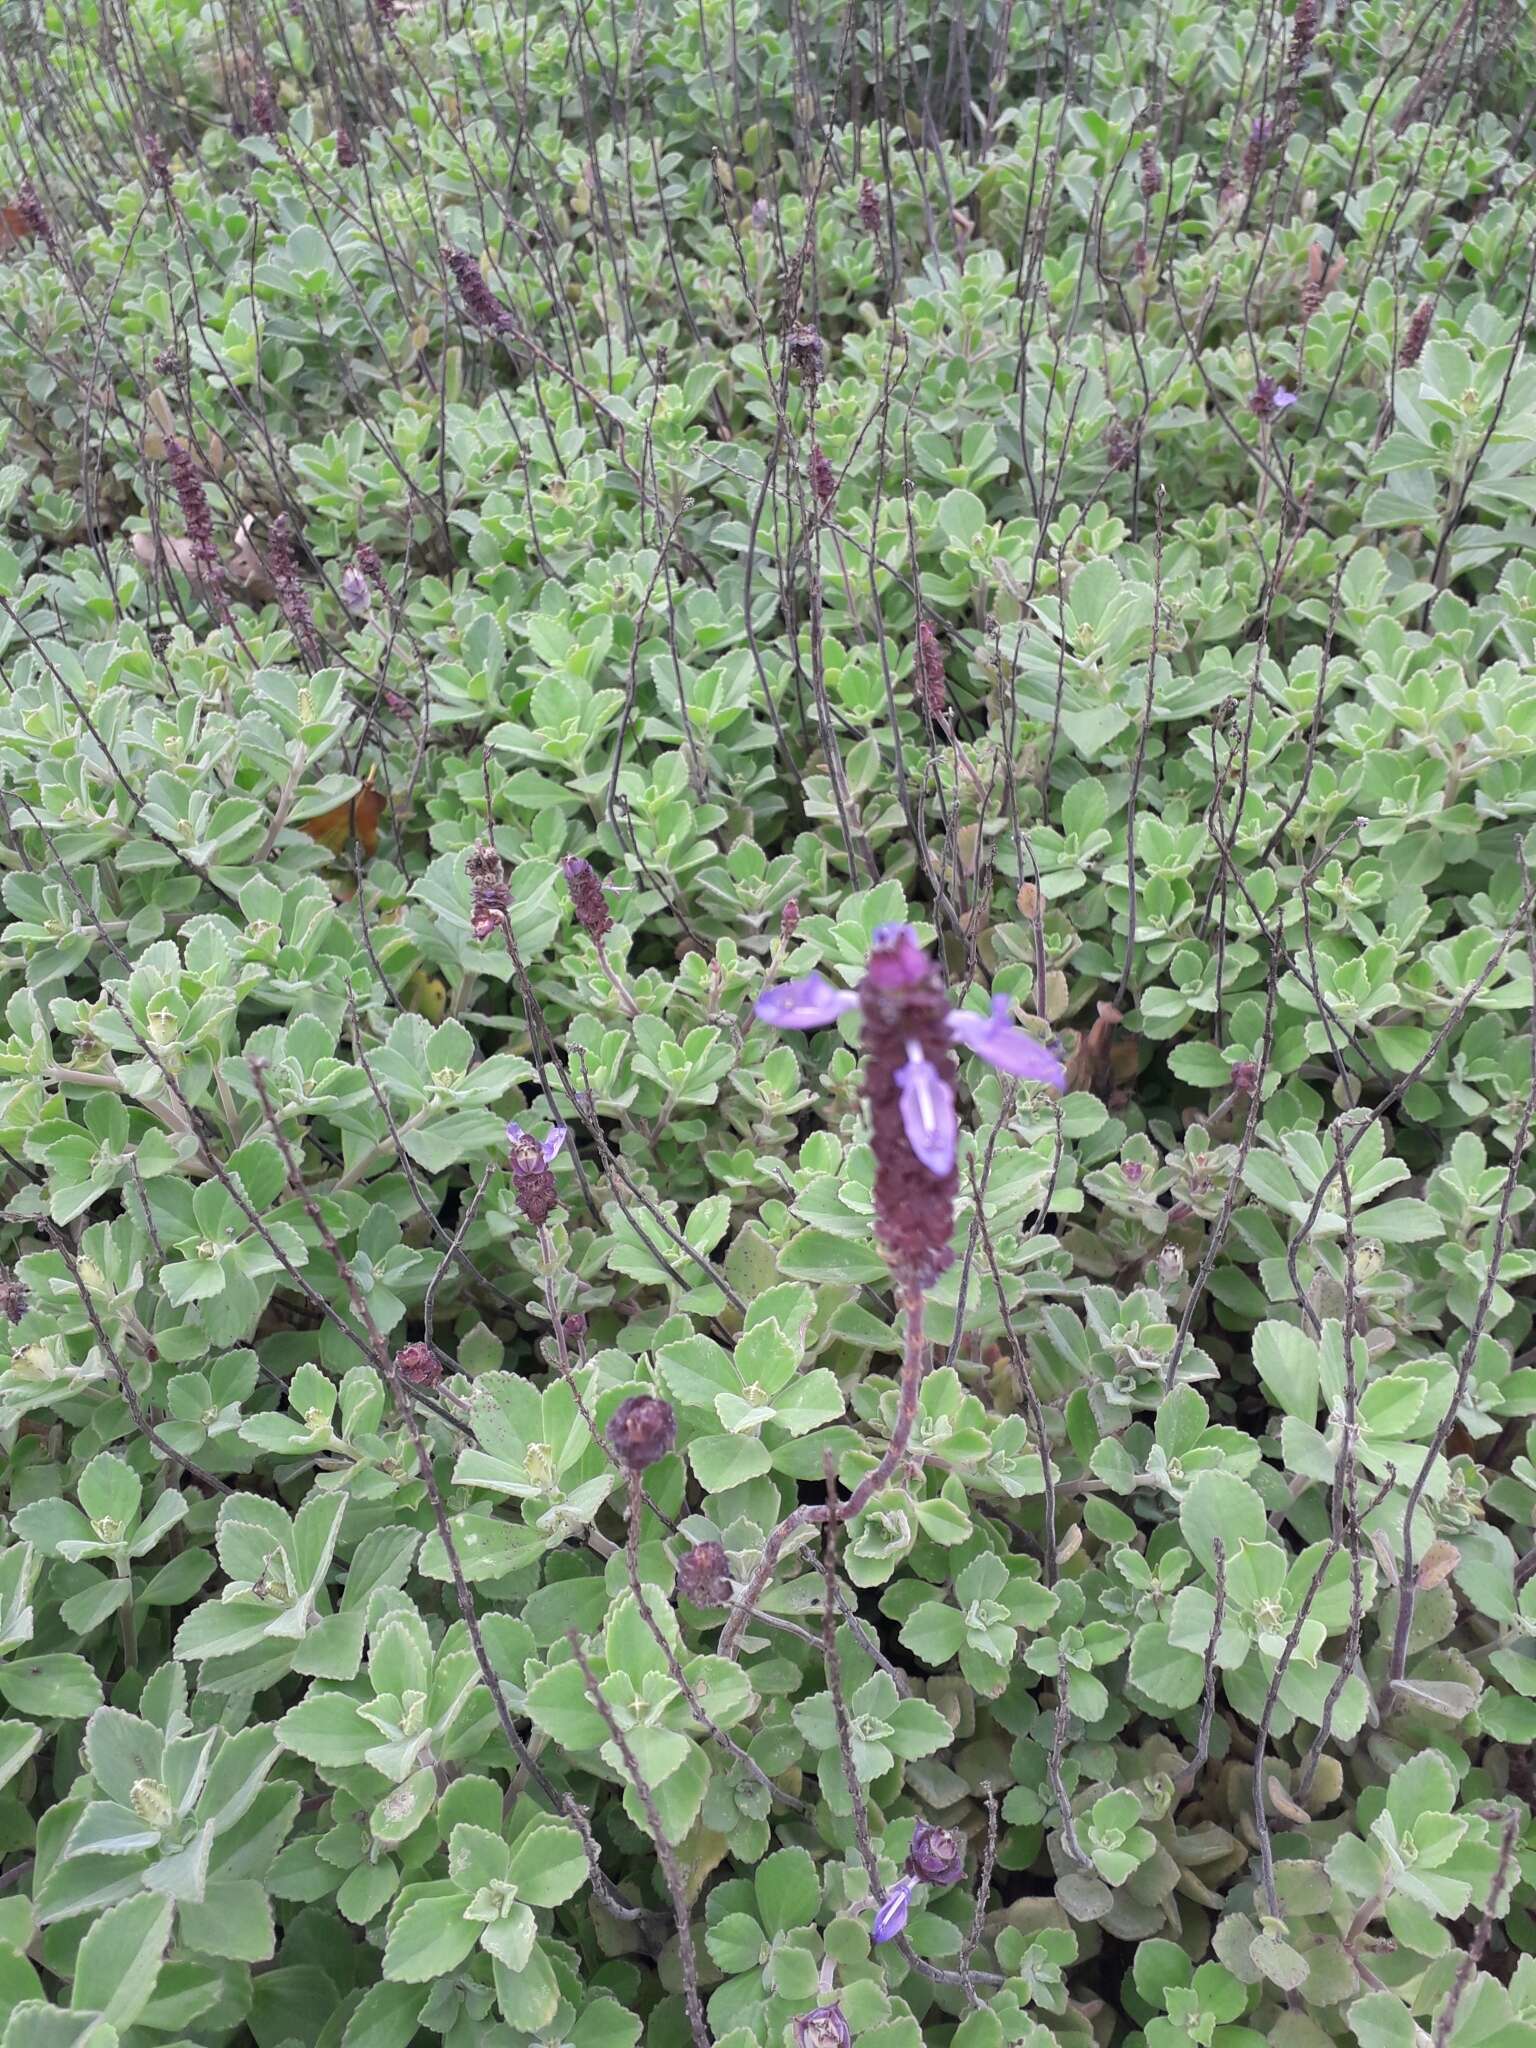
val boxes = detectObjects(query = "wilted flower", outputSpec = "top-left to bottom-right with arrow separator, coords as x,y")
675,1539 -> 731,1607
268,514 -> 322,669
506,1121 -> 567,1227
905,1819 -> 966,1885
1138,140 -> 1162,197
394,1341 -> 442,1389
1157,1244 -> 1186,1290
466,842 -> 509,940
1250,374 -> 1297,421
1231,1059 -> 1260,1095
796,2005 -> 852,2048
1288,0 -> 1318,70
0,1270 -> 28,1326
857,176 -> 881,233
1104,416 -> 1136,471
163,436 -> 227,616
607,1394 -> 677,1473
756,925 -> 1065,1288
562,855 -> 614,941
809,444 -> 836,510
144,134 -> 172,194
251,75 -> 279,137
785,323 -> 824,380
750,196 -> 772,231
335,124 -> 358,168
561,1311 -> 588,1345
339,562 -> 371,614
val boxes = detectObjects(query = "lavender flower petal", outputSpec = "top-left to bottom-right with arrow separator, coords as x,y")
540,1127 -> 568,1165
872,1878 -> 914,1944
756,973 -> 860,1030
895,1041 -> 958,1175
949,999 -> 1068,1090
505,1119 -> 527,1145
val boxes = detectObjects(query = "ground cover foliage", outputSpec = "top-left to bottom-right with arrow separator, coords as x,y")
0,0 -> 1534,2042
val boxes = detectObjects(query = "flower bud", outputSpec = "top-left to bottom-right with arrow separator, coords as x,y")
563,855 -> 614,941
0,1271 -> 28,1326
561,1312 -> 588,1345
607,1394 -> 676,1473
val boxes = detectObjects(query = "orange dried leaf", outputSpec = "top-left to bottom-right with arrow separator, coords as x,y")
298,784 -> 386,857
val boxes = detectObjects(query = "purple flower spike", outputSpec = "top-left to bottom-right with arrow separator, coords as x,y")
755,972 -> 860,1030
895,1042 -> 957,1175
905,1819 -> 966,1886
872,1876 -> 914,1944
949,997 -> 1068,1090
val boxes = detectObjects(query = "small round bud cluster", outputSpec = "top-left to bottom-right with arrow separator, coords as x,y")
394,1341 -> 443,1390
607,1394 -> 676,1473
675,1539 -> 731,1607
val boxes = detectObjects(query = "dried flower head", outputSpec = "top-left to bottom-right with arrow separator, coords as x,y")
163,436 -> 227,616
268,514 -> 322,669
561,1311 -> 588,1345
1289,0 -> 1318,70
915,620 -> 948,717
251,75 -> 279,137
795,2006 -> 852,2048
607,1394 -> 677,1473
144,134 -> 172,193
780,896 -> 801,943
0,1270 -> 28,1326
1138,140 -> 1162,197
15,179 -> 56,257
785,323 -> 824,380
1399,296 -> 1434,368
339,562 -> 371,615
505,1121 -> 566,1228
905,1819 -> 966,1885
857,176 -> 881,233
757,925 -> 1066,1290
443,246 -> 517,338
1231,1059 -> 1260,1095
335,125 -> 359,168
809,444 -> 836,510
1104,417 -> 1136,471
394,1341 -> 442,1389
563,855 -> 614,941
466,841 -> 509,940
675,1539 -> 731,1607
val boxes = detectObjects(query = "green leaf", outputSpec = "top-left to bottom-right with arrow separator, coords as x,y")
1128,1622 -> 1206,1710
70,1892 -> 172,2025
1180,1472 -> 1266,1577
1252,1321 -> 1320,1420
0,1656 -> 102,1719
382,1891 -> 479,1982
504,1819 -> 587,1907
753,1846 -> 819,1937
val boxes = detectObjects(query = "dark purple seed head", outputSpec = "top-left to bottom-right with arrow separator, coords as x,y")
506,1122 -> 565,1228
675,1539 -> 731,1607
251,75 -> 278,137
1231,1059 -> 1260,1095
780,896 -> 801,942
443,246 -> 517,338
905,1819 -> 966,1886
563,855 -> 614,941
1289,0 -> 1318,70
1139,140 -> 1162,197
810,444 -> 836,509
561,1311 -> 588,1344
269,514 -> 322,668
607,1394 -> 677,1473
395,1341 -> 442,1389
336,125 -> 358,168
857,176 -> 881,233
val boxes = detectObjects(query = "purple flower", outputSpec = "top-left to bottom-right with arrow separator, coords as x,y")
755,971 -> 859,1030
894,1042 -> 957,1175
1250,374 -> 1297,421
394,1341 -> 443,1390
506,1121 -> 567,1227
796,2005 -> 852,2048
905,1819 -> 966,1886
339,563 -> 371,615
948,995 -> 1068,1086
563,855 -> 615,941
607,1394 -> 677,1473
871,1876 -> 914,1943
756,926 -> 1066,1290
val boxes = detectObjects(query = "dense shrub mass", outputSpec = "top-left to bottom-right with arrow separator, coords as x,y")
1,0 -> 1535,2042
